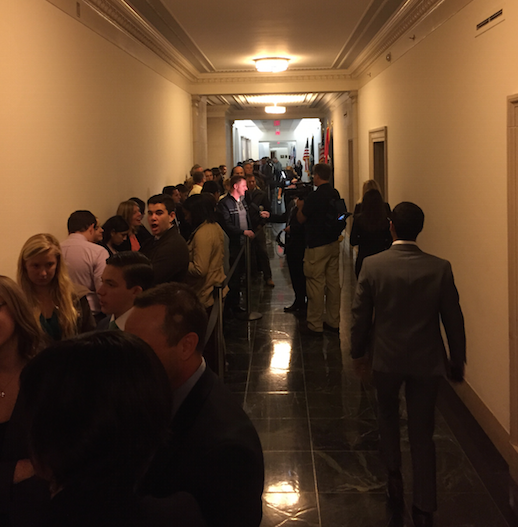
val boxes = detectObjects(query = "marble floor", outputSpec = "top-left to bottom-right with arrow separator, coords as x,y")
223,231 -> 518,527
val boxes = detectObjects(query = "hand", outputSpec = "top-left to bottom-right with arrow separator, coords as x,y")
243,230 -> 255,239
13,459 -> 35,484
296,198 -> 304,210
448,362 -> 464,383
260,210 -> 270,219
284,226 -> 291,233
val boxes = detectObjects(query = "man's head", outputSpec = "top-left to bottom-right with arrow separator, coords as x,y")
243,162 -> 254,176
192,170 -> 205,186
231,166 -> 245,178
97,252 -> 154,319
162,185 -> 176,197
125,283 -> 208,389
190,164 -> 202,177
147,194 -> 176,237
219,164 -> 227,176
312,163 -> 332,185
391,202 -> 424,241
201,181 -> 221,201
246,175 -> 257,191
230,175 -> 247,199
67,211 -> 102,242
203,169 -> 214,181
175,184 -> 189,203
212,167 -> 221,180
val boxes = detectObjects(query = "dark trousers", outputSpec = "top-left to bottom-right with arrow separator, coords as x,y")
373,371 -> 440,513
252,227 -> 272,280
286,243 -> 306,306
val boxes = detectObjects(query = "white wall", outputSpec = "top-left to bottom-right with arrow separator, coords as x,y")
357,0 -> 518,431
0,0 -> 193,278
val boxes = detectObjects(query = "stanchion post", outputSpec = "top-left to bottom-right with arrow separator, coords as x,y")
214,284 -> 226,378
237,236 -> 262,321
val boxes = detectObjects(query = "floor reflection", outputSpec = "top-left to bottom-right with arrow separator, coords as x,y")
224,233 -> 516,527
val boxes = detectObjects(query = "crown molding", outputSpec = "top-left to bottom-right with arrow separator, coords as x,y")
350,0 -> 444,76
82,0 -> 198,80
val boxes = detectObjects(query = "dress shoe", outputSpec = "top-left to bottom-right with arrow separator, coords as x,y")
386,470 -> 404,511
299,323 -> 323,337
412,506 -> 433,527
265,278 -> 275,288
323,322 -> 340,333
284,303 -> 300,313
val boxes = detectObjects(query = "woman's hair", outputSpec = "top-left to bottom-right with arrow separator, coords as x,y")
362,179 -> 382,197
359,189 -> 389,232
0,276 -> 42,360
17,233 -> 78,339
101,215 -> 129,245
20,331 -> 172,491
128,197 -> 145,216
116,200 -> 139,234
183,194 -> 216,230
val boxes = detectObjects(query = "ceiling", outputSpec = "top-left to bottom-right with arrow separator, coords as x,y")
126,0 -> 406,73
62,0 -> 442,117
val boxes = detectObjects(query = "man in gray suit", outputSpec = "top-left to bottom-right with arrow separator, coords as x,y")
351,202 -> 466,527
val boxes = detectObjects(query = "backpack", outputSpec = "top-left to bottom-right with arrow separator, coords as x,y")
325,197 -> 351,237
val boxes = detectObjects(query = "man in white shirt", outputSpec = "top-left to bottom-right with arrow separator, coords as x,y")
189,169 -> 206,196
61,210 -> 108,318
96,251 -> 154,330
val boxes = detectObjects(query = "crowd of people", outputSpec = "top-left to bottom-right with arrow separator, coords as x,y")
0,158 -> 467,527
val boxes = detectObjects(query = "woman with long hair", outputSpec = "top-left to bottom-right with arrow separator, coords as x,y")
100,215 -> 129,257
116,199 -> 150,251
17,234 -> 95,341
183,194 -> 227,309
182,194 -> 227,372
350,189 -> 392,278
0,276 -> 45,526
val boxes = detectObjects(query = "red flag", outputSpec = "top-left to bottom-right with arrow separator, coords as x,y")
303,139 -> 310,172
324,126 -> 330,163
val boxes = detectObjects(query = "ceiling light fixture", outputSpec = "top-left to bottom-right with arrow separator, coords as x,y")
254,57 -> 290,73
265,104 -> 286,114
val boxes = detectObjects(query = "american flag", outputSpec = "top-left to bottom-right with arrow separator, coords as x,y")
303,139 -> 310,172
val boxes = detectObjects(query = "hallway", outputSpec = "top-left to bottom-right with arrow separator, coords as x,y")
223,235 -> 517,527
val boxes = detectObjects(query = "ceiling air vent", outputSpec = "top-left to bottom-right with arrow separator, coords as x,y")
476,9 -> 503,30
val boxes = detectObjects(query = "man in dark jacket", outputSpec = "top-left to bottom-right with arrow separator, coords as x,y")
126,283 -> 264,527
139,194 -> 189,285
245,174 -> 274,287
217,170 -> 255,311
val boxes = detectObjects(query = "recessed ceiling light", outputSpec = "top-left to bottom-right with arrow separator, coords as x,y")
254,58 -> 290,73
246,95 -> 307,105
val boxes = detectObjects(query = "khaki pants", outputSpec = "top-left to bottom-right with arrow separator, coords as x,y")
303,240 -> 341,331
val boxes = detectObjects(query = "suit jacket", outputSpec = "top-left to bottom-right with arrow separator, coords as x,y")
142,368 -> 264,527
351,243 -> 466,376
140,226 -> 189,285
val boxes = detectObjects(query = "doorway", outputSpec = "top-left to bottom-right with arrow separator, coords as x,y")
369,127 -> 388,200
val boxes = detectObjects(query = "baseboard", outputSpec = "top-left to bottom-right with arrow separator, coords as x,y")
452,381 -> 518,479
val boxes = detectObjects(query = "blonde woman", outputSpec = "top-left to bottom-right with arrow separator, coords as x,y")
0,276 -> 45,525
18,234 -> 95,342
116,199 -> 151,250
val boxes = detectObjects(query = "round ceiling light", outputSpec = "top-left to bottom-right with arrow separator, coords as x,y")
254,57 -> 290,73
265,105 -> 286,114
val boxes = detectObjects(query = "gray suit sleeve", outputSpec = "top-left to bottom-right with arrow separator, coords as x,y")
350,268 -> 374,359
439,262 -> 466,367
